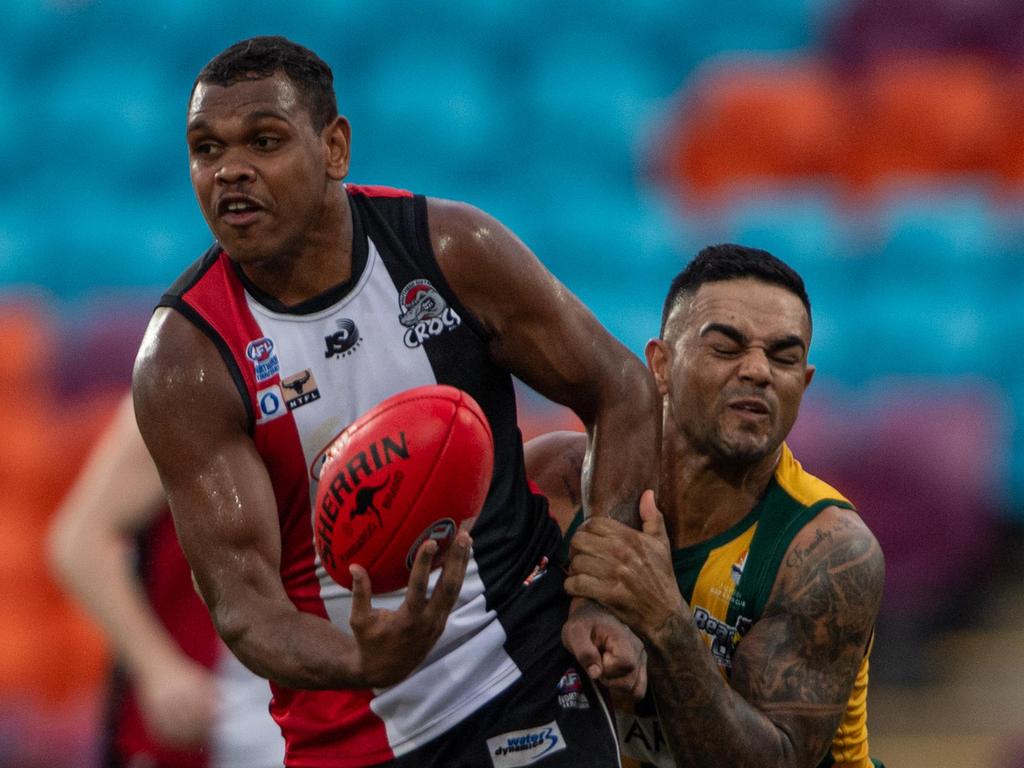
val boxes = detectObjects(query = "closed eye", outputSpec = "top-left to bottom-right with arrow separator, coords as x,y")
712,345 -> 742,357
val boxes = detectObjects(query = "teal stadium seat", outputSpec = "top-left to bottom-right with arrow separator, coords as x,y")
526,29 -> 673,178
354,41 -> 510,198
37,180 -> 205,299
868,184 -> 1004,293
40,56 -> 181,187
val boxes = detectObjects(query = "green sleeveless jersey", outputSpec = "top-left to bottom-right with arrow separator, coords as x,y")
564,444 -> 881,768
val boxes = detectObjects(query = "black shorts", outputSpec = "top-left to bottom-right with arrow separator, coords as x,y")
388,652 -> 620,768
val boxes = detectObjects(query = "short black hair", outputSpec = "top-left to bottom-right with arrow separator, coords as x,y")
660,244 -> 811,336
193,36 -> 338,131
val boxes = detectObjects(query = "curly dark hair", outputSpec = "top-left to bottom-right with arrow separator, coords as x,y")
193,36 -> 338,131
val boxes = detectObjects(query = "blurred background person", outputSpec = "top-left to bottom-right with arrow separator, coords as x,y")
48,395 -> 285,768
2,1 -> 1024,766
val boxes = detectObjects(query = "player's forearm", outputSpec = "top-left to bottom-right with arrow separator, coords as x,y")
213,603 -> 366,690
645,614 -> 803,768
582,363 -> 659,528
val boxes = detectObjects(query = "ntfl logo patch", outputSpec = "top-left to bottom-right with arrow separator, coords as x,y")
281,369 -> 321,412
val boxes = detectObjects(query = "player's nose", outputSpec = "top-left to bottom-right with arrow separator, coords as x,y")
737,348 -> 771,386
215,154 -> 256,185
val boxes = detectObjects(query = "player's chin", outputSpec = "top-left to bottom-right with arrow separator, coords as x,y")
217,236 -> 273,264
717,431 -> 774,463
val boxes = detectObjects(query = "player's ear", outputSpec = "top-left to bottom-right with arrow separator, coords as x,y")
803,363 -> 815,390
325,116 -> 350,181
645,339 -> 671,396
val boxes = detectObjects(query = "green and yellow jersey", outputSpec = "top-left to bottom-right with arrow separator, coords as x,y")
563,444 -> 881,768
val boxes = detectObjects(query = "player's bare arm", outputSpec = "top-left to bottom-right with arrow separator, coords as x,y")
568,497 -> 884,767
428,199 -> 656,691
523,430 -> 587,534
716,506 -> 885,766
426,199 -> 659,527
133,307 -> 471,690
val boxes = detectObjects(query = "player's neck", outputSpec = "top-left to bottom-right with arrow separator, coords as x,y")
659,442 -> 779,550
240,189 -> 353,306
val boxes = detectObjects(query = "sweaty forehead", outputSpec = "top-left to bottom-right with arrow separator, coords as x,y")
188,74 -> 304,126
672,278 -> 810,339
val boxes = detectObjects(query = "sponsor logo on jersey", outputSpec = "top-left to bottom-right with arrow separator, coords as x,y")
255,385 -> 286,423
487,722 -> 566,767
693,606 -> 753,669
397,279 -> 461,348
522,555 -> 549,587
405,518 -> 457,570
730,548 -> 749,586
556,667 -> 590,710
281,369 -> 321,411
619,713 -> 670,764
323,318 -> 362,359
246,336 -> 280,382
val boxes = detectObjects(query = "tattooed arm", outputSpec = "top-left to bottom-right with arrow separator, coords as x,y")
567,499 -> 885,768
651,505 -> 883,767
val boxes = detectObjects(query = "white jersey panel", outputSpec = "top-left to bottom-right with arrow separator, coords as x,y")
211,646 -> 285,768
243,236 -> 518,755
244,239 -> 441,627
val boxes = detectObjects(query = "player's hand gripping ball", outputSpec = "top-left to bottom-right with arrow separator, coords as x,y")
314,384 -> 494,593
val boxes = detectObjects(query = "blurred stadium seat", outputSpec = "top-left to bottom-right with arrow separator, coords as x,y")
656,56 -> 848,201
790,379 -> 1009,618
843,56 -> 1006,189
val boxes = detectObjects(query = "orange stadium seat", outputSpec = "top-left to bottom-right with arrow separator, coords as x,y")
0,303 -> 119,706
995,68 -> 1024,187
656,57 -> 849,202
0,303 -> 54,508
843,55 -> 1006,189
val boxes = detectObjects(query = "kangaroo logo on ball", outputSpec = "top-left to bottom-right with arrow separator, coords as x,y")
350,478 -> 389,528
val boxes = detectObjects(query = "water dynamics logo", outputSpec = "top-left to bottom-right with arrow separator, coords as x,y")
487,722 -> 566,767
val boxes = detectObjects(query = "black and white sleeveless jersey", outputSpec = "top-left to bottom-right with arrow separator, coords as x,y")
158,184 -> 565,767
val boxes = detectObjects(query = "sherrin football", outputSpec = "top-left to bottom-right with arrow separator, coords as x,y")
313,384 -> 494,593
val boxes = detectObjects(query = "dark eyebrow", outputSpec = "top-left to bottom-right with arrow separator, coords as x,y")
246,109 -> 291,124
767,335 -> 807,353
187,110 -> 290,135
699,323 -> 747,345
700,323 -> 807,353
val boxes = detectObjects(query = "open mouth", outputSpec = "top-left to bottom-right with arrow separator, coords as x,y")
728,399 -> 770,416
217,195 -> 265,225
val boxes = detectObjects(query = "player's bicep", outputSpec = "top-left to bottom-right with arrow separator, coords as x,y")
729,507 -> 884,765
132,309 -> 288,622
427,199 -> 630,417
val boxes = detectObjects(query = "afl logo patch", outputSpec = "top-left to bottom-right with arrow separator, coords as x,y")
246,336 -> 279,382
397,279 -> 461,348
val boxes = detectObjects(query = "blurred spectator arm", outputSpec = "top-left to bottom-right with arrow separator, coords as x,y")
46,392 -> 216,747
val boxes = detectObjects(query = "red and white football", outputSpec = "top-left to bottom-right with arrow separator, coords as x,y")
313,384 -> 494,593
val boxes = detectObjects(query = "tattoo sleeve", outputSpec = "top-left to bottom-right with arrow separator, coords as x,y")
645,510 -> 885,768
